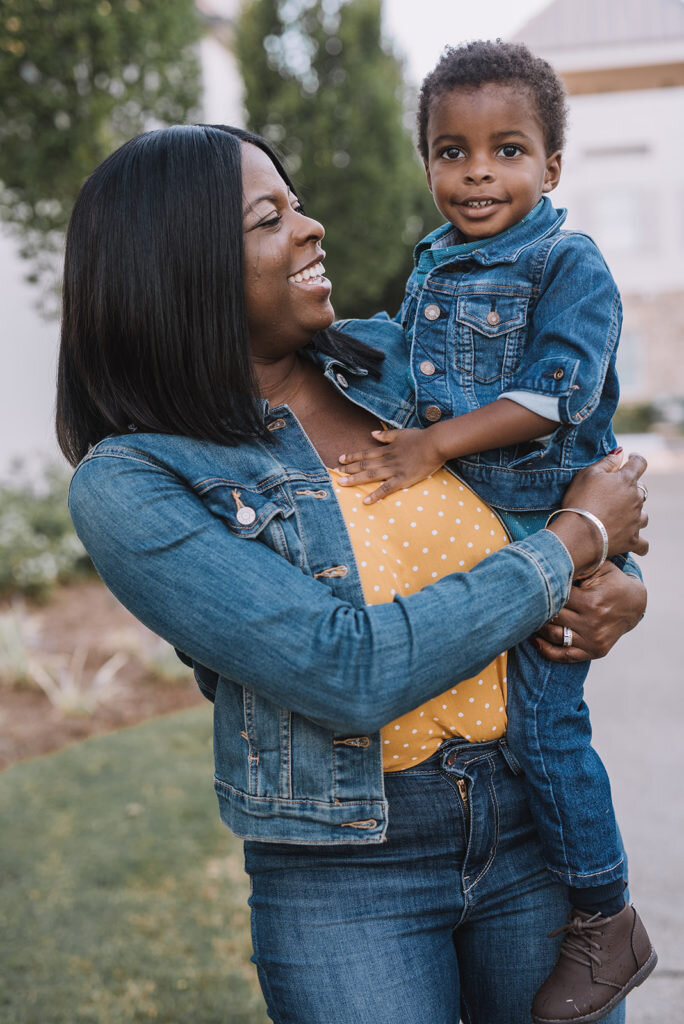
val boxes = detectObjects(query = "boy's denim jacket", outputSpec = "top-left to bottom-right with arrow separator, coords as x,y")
69,331 -> 579,846
392,197 -> 621,511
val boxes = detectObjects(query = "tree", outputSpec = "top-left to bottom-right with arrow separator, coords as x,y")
0,0 -> 202,315
235,0 -> 437,319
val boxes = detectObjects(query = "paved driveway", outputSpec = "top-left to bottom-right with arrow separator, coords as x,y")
588,469 -> 684,1022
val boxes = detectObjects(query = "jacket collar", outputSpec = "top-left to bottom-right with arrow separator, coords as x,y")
414,197 -> 567,269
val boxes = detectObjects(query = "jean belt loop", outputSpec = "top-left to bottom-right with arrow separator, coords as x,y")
439,737 -> 470,772
498,738 -> 522,776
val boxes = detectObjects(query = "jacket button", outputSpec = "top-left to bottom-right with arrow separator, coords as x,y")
424,405 -> 442,422
486,310 -> 501,326
419,360 -> 436,376
237,506 -> 256,525
335,372 -> 349,388
424,304 -> 441,321
553,368 -> 565,381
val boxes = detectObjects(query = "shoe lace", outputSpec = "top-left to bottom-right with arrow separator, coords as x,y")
548,912 -> 604,968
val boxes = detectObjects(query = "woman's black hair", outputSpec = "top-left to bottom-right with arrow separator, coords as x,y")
417,39 -> 568,161
56,124 -> 383,466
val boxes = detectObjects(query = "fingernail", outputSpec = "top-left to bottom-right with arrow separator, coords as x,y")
609,446 -> 623,455
338,476 -> 349,484
532,638 -> 542,650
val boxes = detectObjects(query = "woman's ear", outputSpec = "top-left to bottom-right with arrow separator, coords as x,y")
542,151 -> 562,193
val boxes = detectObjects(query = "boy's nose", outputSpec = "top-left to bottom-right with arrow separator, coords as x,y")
464,163 -> 495,185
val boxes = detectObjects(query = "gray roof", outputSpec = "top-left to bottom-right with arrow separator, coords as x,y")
512,0 -> 684,50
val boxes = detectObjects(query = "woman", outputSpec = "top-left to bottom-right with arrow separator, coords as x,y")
58,125 -> 647,1024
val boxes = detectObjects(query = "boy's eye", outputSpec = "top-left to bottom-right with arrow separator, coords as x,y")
499,144 -> 522,158
440,146 -> 465,161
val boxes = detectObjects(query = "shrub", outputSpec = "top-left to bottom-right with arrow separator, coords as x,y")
0,462 -> 95,599
613,402 -> 657,435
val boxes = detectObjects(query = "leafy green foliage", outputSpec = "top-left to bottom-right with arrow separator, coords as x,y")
0,462 -> 94,599
0,708 -> 269,1023
235,0 -> 439,319
613,402 -> 658,435
0,0 -> 202,314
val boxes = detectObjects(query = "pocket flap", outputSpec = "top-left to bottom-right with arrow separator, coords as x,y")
456,294 -> 528,337
197,480 -> 293,538
512,356 -> 580,397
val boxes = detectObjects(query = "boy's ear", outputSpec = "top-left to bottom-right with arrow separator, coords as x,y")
542,151 -> 562,193
423,160 -> 433,193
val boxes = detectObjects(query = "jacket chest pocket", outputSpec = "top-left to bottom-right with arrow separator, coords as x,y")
454,294 -> 528,384
197,479 -> 297,561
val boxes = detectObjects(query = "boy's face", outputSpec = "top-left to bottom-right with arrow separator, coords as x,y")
424,83 -> 562,241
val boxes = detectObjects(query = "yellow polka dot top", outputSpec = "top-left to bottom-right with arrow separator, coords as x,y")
331,469 -> 510,771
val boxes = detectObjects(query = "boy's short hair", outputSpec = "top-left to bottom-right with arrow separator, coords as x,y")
417,39 -> 568,160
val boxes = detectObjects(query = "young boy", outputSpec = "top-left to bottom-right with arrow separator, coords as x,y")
336,40 -> 655,1024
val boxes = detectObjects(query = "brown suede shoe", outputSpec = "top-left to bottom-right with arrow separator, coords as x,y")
531,904 -> 657,1024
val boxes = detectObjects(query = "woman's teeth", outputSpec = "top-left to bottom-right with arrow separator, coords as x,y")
289,261 -> 325,283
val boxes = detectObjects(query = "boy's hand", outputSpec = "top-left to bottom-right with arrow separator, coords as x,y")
337,427 -> 443,504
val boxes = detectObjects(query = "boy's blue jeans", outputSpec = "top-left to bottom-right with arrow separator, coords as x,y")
501,508 -> 625,888
245,738 -> 626,1024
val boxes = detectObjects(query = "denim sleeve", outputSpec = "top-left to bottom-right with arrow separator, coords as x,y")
509,234 -> 621,427
69,453 -> 573,734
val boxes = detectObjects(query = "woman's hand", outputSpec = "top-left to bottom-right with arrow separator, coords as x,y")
546,451 -> 649,577
534,560 -> 647,663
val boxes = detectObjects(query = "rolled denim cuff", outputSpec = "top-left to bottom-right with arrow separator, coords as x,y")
512,529 -> 574,619
498,390 -> 560,426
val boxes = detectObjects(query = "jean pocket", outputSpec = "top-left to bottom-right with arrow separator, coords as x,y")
455,293 -> 528,385
196,478 -> 293,538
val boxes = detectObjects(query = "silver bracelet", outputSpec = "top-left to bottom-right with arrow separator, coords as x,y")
545,507 -> 609,580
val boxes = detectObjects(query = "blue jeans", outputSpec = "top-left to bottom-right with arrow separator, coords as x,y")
507,642 -> 624,887
244,738 -> 626,1024
501,507 -> 624,888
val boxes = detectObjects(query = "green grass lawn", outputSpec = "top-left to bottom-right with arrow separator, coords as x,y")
0,709 -> 270,1024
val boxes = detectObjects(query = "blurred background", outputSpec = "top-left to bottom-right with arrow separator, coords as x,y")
3,0 -> 684,473
0,1 -> 682,1022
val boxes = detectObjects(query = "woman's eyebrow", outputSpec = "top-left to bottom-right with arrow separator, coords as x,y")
243,193 -> 279,217
243,189 -> 299,222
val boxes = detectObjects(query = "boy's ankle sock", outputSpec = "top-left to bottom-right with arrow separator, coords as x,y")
568,878 -> 626,918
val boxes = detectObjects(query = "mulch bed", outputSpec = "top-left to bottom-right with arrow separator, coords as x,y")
0,581 -> 205,770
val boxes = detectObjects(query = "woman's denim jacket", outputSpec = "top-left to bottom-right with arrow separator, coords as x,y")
393,197 -> 622,511
69,327 -> 581,846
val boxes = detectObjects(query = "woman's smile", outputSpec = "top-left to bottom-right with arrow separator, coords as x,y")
242,142 -> 335,358
287,258 -> 331,292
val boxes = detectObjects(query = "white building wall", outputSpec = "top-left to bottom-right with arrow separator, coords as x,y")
0,230 -> 61,472
552,86 -> 684,295
549,83 -> 684,404
199,31 -> 244,127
